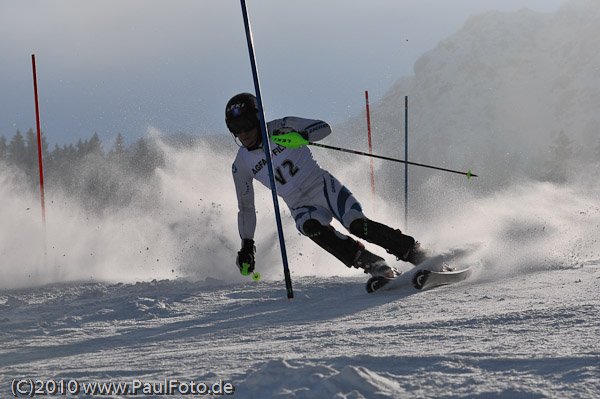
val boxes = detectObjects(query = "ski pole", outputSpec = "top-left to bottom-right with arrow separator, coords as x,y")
271,132 -> 478,179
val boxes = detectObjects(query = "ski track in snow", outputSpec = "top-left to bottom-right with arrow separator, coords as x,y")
1,263 -> 599,399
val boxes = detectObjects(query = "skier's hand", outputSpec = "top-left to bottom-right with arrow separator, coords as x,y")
236,239 -> 256,275
297,131 -> 309,140
272,127 -> 309,142
272,126 -> 294,136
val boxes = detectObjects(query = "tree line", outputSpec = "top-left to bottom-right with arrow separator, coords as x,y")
1,126 -> 599,213
0,129 -> 165,212
539,129 -> 600,183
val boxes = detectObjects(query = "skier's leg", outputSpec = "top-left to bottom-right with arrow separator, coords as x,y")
292,206 -> 362,267
317,173 -> 366,229
314,172 -> 427,265
289,175 -> 394,276
302,219 -> 361,267
301,219 -> 395,277
349,218 -> 429,265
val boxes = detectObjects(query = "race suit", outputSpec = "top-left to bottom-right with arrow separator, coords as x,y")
232,116 -> 366,244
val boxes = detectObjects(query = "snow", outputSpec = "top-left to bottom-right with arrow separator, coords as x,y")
1,264 -> 599,398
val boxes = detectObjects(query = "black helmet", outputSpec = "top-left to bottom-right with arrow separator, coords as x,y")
225,92 -> 259,134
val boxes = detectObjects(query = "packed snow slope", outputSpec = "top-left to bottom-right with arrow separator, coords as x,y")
1,251 -> 599,398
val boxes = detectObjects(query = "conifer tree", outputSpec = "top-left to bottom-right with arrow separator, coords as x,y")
130,138 -> 164,176
8,130 -> 26,168
24,128 -> 39,172
48,144 -> 61,168
88,132 -> 104,157
544,130 -> 574,182
41,132 -> 49,158
109,133 -> 125,155
76,138 -> 87,159
108,132 -> 128,167
130,138 -> 152,176
0,136 -> 7,160
65,143 -> 77,162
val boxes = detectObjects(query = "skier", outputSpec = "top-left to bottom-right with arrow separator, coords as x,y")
227,93 -> 428,278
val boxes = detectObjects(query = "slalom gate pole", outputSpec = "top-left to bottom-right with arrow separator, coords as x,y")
404,96 -> 408,229
239,0 -> 294,299
365,91 -> 376,210
31,54 -> 48,264
271,133 -> 477,178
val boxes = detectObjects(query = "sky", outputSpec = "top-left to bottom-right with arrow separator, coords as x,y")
1,0 -> 565,149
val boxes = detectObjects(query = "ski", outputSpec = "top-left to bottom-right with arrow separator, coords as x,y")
365,246 -> 478,293
412,266 -> 473,290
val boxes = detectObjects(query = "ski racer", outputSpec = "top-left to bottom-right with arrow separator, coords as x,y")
227,92 -> 428,278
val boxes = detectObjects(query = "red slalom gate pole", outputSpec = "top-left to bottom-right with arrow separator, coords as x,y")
31,54 -> 48,262
365,91 -> 376,209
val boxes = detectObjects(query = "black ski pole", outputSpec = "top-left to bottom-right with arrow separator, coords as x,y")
272,132 -> 478,179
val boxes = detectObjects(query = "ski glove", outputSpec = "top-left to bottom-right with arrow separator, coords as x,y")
272,127 -> 308,140
236,239 -> 256,275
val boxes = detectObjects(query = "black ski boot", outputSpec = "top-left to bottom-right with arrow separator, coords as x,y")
349,218 -> 430,266
352,242 -> 397,278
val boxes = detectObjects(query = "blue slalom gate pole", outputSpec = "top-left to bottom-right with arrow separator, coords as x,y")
239,0 -> 294,299
404,96 -> 408,230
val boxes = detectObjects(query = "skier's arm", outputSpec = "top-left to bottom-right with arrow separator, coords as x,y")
233,160 -> 257,274
269,116 -> 331,142
232,160 -> 256,244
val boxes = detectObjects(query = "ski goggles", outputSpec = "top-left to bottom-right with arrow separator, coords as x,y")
228,117 -> 257,136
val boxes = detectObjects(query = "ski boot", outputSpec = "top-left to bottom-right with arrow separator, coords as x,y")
349,218 -> 431,266
352,242 -> 398,278
403,241 -> 430,266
